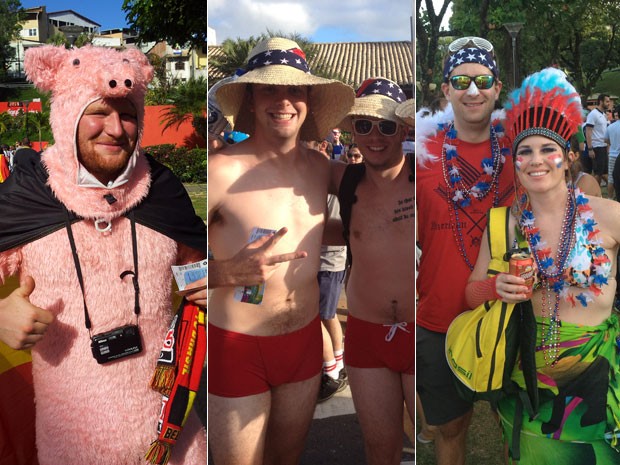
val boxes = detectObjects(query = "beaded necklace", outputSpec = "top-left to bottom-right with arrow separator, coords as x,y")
441,122 -> 506,270
517,187 -> 601,365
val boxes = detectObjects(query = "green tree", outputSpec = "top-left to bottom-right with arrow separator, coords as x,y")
47,31 -> 94,48
516,0 -> 620,99
0,0 -> 23,81
145,53 -> 179,105
0,112 -> 12,136
21,109 -> 51,148
208,35 -> 260,80
47,32 -> 68,46
161,76 -> 207,140
73,33 -> 94,48
416,0 -> 454,105
122,0 -> 207,49
446,0 -> 620,98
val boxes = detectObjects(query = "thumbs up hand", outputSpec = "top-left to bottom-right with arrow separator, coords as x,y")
0,276 -> 54,350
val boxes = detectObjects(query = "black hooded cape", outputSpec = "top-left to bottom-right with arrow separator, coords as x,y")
0,149 -> 207,255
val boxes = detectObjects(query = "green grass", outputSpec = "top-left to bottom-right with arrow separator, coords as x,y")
416,401 -> 505,465
185,183 -> 207,221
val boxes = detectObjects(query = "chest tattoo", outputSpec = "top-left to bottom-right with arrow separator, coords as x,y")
392,196 -> 414,223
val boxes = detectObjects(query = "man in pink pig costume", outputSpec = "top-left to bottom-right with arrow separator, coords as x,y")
0,45 -> 207,464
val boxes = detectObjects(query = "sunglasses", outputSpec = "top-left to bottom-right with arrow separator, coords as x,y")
449,74 -> 495,91
347,153 -> 362,159
448,36 -> 494,53
353,119 -> 398,136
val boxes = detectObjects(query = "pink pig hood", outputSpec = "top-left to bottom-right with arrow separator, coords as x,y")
23,45 -> 155,221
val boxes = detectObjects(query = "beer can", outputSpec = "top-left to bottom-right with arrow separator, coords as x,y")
509,252 -> 534,299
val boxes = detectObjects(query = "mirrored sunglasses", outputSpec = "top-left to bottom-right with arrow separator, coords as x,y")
449,74 -> 495,91
448,36 -> 494,53
353,119 -> 398,136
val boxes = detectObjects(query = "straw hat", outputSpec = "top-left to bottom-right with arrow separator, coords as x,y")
396,99 -> 414,127
216,37 -> 355,141
340,77 -> 407,131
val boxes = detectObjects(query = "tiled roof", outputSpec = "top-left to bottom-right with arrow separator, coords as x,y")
208,41 -> 413,94
312,42 -> 413,89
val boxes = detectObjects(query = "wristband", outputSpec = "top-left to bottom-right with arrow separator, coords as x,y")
465,275 -> 501,309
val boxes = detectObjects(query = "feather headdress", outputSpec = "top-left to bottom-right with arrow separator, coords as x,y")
504,67 -> 583,152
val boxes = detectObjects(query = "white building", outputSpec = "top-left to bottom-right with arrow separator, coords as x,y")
9,6 -> 100,78
146,42 -> 207,82
8,6 -> 206,83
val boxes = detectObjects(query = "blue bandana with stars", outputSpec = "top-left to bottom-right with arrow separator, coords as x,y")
356,78 -> 406,103
243,48 -> 311,74
442,47 -> 499,82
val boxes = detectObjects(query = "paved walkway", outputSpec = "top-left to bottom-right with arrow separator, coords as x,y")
302,379 -> 415,464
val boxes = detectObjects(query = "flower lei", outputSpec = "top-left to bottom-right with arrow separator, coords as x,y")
440,121 -> 510,270
518,187 -> 611,364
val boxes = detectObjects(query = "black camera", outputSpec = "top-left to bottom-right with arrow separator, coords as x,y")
90,324 -> 143,364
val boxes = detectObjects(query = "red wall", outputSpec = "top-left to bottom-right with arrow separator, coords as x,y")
142,105 -> 205,148
31,141 -> 48,151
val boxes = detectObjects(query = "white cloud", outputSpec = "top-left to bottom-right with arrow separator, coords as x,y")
208,0 -> 414,44
208,0 -> 316,42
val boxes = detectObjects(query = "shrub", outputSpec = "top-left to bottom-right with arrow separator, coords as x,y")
146,144 -> 207,183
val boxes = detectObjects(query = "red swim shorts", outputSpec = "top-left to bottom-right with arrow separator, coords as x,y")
208,315 -> 322,397
345,314 -> 414,374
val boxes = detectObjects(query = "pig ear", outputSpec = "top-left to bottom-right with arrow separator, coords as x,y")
123,47 -> 154,83
24,45 -> 69,93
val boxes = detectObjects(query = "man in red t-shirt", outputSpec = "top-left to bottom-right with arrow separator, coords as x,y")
416,36 -> 514,465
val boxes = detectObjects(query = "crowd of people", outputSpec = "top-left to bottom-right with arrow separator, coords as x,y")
0,138 -> 32,181
5,24 -> 618,465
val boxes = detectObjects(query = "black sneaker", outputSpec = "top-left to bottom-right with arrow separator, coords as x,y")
338,366 -> 347,381
318,374 -> 346,403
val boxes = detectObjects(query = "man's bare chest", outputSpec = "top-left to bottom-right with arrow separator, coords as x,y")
350,184 -> 414,241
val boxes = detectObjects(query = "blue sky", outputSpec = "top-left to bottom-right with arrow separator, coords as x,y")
208,0 -> 414,45
21,0 -> 129,31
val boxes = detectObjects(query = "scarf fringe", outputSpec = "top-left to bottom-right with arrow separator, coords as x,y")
150,364 -> 176,396
145,439 -> 172,465
145,302 -> 206,462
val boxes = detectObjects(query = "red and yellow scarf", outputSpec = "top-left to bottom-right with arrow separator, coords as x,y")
145,300 -> 206,465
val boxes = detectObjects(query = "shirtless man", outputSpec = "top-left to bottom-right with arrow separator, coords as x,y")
207,37 -> 354,465
331,78 -> 414,465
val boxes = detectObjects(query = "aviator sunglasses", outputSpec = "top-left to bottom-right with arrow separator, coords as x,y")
353,118 -> 398,136
449,74 -> 496,91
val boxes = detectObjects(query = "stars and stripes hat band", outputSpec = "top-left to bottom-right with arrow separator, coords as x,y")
339,77 -> 408,132
442,47 -> 499,82
355,77 -> 406,103
216,37 -> 354,141
244,48 -> 311,74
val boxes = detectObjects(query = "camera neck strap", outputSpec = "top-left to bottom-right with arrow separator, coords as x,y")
65,210 -> 141,334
